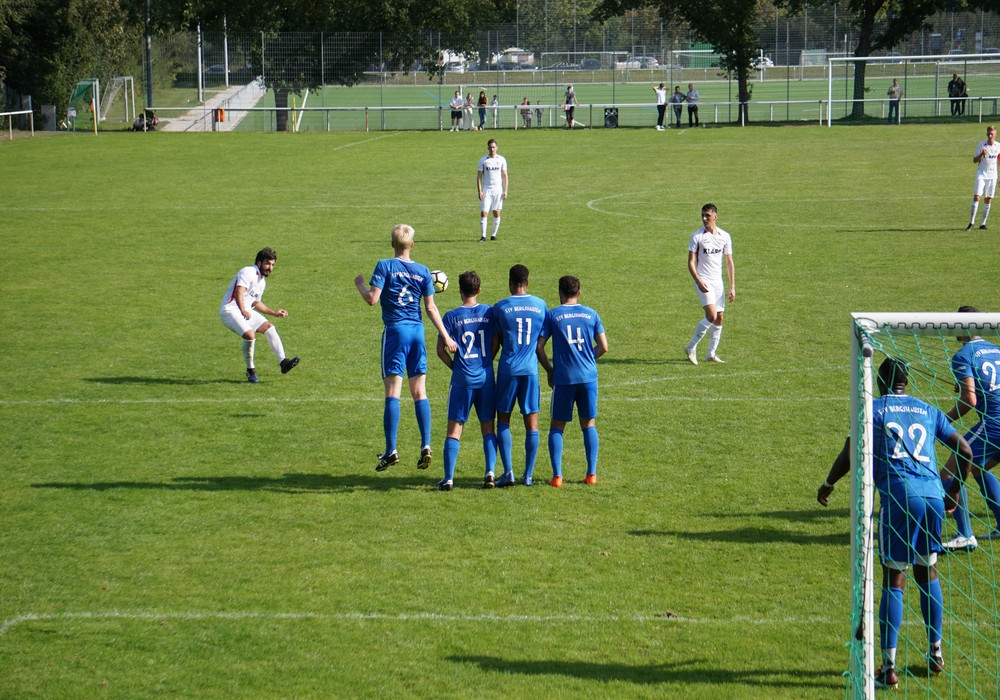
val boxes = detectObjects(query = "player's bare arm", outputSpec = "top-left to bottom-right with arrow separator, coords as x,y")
252,301 -> 288,318
594,332 -> 608,360
688,251 -> 709,292
477,172 -> 485,200
536,336 -> 554,388
725,254 -> 736,301
502,170 -> 508,198
354,274 -> 381,306
817,437 -> 851,506
436,335 -> 455,370
424,297 -> 457,353
946,377 -> 977,422
233,285 -> 252,320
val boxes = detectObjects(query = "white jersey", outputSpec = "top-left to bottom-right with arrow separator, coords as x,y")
654,87 -> 667,105
449,95 -> 464,111
220,264 -> 265,313
688,227 -> 733,283
478,154 -> 507,191
976,139 -> 1000,179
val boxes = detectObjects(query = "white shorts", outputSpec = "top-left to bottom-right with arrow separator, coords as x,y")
695,280 -> 726,310
481,190 -> 504,213
974,175 -> 997,198
220,306 -> 267,336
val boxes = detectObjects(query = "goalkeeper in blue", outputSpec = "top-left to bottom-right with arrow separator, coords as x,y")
355,224 -> 457,473
434,271 -> 499,491
816,358 -> 972,689
536,275 -> 607,487
941,306 -> 1000,551
491,264 -> 547,487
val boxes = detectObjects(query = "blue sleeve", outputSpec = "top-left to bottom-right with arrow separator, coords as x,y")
539,310 -> 553,340
594,312 -> 605,336
934,407 -> 957,443
952,347 -> 974,381
370,259 -> 387,289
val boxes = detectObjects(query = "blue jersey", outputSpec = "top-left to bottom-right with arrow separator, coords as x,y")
441,303 -> 494,389
370,257 -> 434,327
952,338 -> 1000,428
493,294 -> 548,377
872,393 -> 955,496
541,303 -> 605,385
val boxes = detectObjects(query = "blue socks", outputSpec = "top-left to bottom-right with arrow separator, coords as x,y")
414,399 -> 431,449
483,433 -> 498,476
383,397 -> 400,454
524,430 -> 539,480
918,577 -> 944,645
944,477 -> 974,538
497,422 -> 512,475
879,586 -> 904,652
548,429 -> 563,477
583,426 -> 599,476
443,437 -> 460,482
974,470 -> 1000,530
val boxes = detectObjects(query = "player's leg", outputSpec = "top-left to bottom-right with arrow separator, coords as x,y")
441,418 -> 464,490
970,180 -> 985,229
221,308 -> 259,381
981,181 -> 995,228
577,382 -> 600,484
965,428 -> 1000,536
474,383 -> 498,485
519,375 -> 541,485
548,418 -> 568,487
490,209 -> 502,241
256,319 -> 300,374
494,373 -> 517,483
914,496 -> 946,673
942,449 -> 976,549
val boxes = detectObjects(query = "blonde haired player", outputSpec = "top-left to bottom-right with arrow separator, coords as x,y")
685,203 -> 735,364
477,138 -> 508,242
355,225 -> 457,472
968,125 -> 1000,230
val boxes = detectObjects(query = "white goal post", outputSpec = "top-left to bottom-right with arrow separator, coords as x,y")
849,312 -> 1000,700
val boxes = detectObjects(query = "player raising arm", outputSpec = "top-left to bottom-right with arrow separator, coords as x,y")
355,224 -> 457,473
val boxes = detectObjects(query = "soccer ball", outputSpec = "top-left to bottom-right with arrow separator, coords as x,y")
431,270 -> 449,293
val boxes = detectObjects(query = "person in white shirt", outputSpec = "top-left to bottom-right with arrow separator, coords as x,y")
477,138 -> 508,241
684,204 -> 736,364
219,248 -> 299,383
449,91 -> 464,131
968,125 -> 1000,230
653,83 -> 667,130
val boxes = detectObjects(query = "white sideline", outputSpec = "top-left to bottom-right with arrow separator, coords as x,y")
0,609 -> 841,636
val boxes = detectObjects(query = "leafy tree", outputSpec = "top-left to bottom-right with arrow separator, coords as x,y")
593,0 -> 768,124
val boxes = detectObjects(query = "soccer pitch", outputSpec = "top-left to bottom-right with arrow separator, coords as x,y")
1,124 -> 997,698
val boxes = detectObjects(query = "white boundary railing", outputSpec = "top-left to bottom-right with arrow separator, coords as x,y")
0,110 -> 34,139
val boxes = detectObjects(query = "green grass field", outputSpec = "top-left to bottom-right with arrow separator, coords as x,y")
1,124 -> 999,698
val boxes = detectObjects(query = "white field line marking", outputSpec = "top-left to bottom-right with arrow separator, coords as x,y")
0,610 -> 842,635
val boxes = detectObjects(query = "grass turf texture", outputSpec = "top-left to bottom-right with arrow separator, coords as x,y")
1,124 -> 998,698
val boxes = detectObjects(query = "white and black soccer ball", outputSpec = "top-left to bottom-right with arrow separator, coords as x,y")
431,270 -> 449,293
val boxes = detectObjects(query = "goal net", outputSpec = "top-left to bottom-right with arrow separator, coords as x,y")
848,312 -> 1000,699
828,54 -> 1000,124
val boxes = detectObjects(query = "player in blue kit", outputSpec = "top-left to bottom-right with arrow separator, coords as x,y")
491,264 -> 548,486
435,271 -> 499,491
537,275 -> 608,487
816,358 -> 973,688
355,224 -> 457,473
941,306 -> 1000,551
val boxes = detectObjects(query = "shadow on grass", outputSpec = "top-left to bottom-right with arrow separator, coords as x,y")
85,376 -> 244,386
599,358 -> 694,366
32,473 -> 439,493
628,528 -> 849,546
447,655 -> 843,689
704,508 -> 850,522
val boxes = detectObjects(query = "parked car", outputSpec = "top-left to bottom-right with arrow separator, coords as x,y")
580,58 -> 601,70
751,56 -> 775,68
947,49 -> 965,56
203,64 -> 227,76
635,56 -> 659,68
984,48 -> 1000,54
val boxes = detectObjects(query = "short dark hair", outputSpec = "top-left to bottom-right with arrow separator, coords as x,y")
701,203 -> 718,215
958,305 -> 980,313
458,270 -> 481,297
487,138 -> 497,148
509,264 -> 529,287
255,247 -> 276,265
559,275 -> 581,298
877,357 -> 908,392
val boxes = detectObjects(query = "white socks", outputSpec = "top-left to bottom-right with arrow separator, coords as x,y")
707,323 -> 723,357
971,201 -> 980,225
982,203 -> 992,226
492,216 -> 501,237
264,326 -> 285,362
480,217 -> 488,237
242,338 -> 255,369
689,318 -> 711,348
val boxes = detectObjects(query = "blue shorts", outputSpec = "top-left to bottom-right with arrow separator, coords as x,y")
878,481 -> 944,568
381,324 -> 427,379
965,422 -> 1000,466
447,381 -> 495,424
495,373 -> 540,416
550,381 -> 598,423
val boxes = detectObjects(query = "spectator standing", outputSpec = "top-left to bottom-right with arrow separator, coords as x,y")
887,78 -> 903,124
686,83 -> 700,127
477,90 -> 488,130
949,73 -> 967,117
653,83 -> 667,130
668,86 -> 685,127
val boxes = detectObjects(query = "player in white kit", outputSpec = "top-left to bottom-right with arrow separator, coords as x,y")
968,125 -> 1000,230
477,138 -> 508,242
219,247 -> 299,383
684,203 -> 736,364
